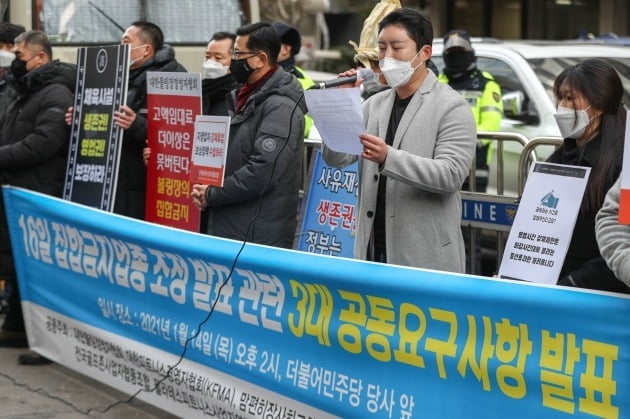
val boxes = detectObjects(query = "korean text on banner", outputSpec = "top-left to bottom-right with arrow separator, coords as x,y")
4,185 -> 630,419
146,71 -> 202,232
190,115 -> 230,187
297,149 -> 358,257
63,45 -> 129,211
499,162 -> 590,284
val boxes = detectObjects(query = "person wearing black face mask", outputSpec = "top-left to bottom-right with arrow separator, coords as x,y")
191,22 -> 307,249
438,29 -> 503,275
0,23 -> 25,116
0,31 -> 76,357
439,29 -> 503,194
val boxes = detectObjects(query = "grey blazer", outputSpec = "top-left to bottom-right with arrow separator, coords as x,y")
323,71 -> 476,272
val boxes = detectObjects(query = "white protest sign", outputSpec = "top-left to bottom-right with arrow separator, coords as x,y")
190,115 -> 230,187
498,162 -> 590,284
618,113 -> 630,223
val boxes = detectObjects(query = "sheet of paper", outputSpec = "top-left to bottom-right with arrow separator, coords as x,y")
190,115 -> 230,187
498,162 -> 590,284
304,87 -> 364,155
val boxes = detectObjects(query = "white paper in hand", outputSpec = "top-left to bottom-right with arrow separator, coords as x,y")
304,87 -> 364,155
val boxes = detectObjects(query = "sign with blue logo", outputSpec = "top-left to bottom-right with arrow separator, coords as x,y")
499,162 -> 590,284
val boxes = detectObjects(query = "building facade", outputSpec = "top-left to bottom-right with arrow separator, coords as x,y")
429,0 -> 629,40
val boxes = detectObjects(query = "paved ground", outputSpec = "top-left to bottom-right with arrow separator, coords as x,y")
0,314 -> 178,418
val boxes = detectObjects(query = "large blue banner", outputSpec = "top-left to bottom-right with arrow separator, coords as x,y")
4,186 -> 630,418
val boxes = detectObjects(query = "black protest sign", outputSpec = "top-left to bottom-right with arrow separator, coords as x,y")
63,45 -> 129,211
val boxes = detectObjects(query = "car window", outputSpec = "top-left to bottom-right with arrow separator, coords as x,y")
432,56 -> 538,123
527,57 -> 630,108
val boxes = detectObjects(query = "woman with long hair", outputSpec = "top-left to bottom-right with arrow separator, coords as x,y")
549,58 -> 629,292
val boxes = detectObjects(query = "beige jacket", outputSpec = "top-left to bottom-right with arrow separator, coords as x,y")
323,71 -> 476,272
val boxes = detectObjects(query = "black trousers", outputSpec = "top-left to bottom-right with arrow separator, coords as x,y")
0,194 -> 24,332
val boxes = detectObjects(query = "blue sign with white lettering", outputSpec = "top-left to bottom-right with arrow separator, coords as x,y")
297,150 -> 358,257
5,186 -> 630,419
461,196 -> 518,231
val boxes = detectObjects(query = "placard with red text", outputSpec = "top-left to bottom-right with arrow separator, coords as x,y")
146,71 -> 202,231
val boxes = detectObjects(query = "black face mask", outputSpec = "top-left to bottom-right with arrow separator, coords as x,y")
10,58 -> 28,79
443,50 -> 475,77
229,57 -> 255,84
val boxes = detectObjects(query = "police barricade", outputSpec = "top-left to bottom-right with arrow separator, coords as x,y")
462,131 -> 528,275
518,137 -> 565,194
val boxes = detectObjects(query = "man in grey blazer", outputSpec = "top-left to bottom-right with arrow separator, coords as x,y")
323,8 -> 476,273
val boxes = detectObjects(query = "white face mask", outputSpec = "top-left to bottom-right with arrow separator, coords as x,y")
202,59 -> 229,79
553,105 -> 592,139
128,44 -> 148,68
379,52 -> 421,88
0,50 -> 15,67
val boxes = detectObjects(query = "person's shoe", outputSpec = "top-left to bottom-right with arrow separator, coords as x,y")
18,351 -> 52,365
0,330 -> 28,347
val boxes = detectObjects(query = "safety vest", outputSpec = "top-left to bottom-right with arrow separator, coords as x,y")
439,69 -> 503,165
293,66 -> 315,138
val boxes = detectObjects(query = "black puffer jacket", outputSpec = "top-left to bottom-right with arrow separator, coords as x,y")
0,59 -> 75,279
115,45 -> 186,219
204,67 -> 306,248
0,60 -> 75,194
202,74 -> 238,117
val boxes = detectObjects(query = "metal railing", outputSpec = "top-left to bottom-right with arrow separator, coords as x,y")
462,131 -> 528,274
517,136 -> 564,194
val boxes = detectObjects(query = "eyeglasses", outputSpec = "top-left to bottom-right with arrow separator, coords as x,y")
231,51 -> 260,59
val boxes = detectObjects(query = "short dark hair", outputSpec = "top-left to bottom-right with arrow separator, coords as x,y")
378,8 -> 433,51
0,23 -> 25,45
131,21 -> 164,52
14,30 -> 52,59
236,22 -> 280,66
211,31 -> 236,47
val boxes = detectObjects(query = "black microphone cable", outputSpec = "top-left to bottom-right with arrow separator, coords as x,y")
0,90 -> 307,416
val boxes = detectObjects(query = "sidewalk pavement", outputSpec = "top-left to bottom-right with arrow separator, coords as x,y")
0,316 -> 178,418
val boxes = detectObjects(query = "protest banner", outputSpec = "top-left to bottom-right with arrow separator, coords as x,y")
146,71 -> 202,231
4,185 -> 630,419
63,45 -> 129,211
499,162 -> 590,284
296,149 -> 358,257
189,115 -> 230,187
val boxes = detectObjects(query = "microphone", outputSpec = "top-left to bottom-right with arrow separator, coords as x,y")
309,68 -> 377,90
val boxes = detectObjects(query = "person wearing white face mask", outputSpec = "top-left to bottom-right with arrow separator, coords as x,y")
113,21 -> 186,219
548,59 -> 629,293
68,21 -> 187,220
202,32 -> 238,117
323,8 -> 476,272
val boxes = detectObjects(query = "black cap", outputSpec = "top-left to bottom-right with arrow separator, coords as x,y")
0,23 -> 26,45
443,29 -> 473,52
272,22 -> 301,56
